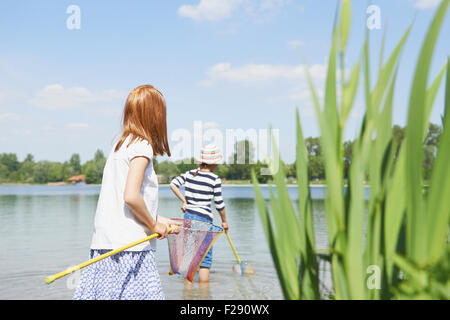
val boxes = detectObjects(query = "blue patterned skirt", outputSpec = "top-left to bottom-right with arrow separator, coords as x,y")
73,249 -> 164,300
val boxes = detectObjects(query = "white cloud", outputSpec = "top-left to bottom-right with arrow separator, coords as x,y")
288,40 -> 304,49
245,0 -> 293,21
414,0 -> 441,9
289,85 -> 324,102
29,84 -> 123,110
0,90 -> 27,108
288,79 -> 327,117
0,113 -> 20,121
178,0 -> 243,22
199,61 -> 328,118
65,122 -> 89,129
258,0 -> 291,12
177,0 -> 293,22
201,62 -> 327,85
41,124 -> 57,132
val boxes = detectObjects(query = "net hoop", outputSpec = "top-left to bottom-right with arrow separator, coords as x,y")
167,218 -> 224,282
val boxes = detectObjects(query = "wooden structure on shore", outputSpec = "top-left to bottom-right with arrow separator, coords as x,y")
68,174 -> 86,184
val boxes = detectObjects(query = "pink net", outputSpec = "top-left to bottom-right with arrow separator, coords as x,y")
167,218 -> 223,282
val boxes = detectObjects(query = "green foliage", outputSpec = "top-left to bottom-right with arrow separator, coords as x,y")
304,137 -> 325,180
0,149 -> 107,185
69,153 -> 81,176
253,161 -> 271,183
155,160 -> 180,183
155,140 -> 272,183
0,153 -> 20,182
33,161 -> 51,184
226,140 -> 255,180
82,150 -> 106,184
47,162 -> 64,182
0,163 -> 9,183
18,156 -> 35,183
216,164 -> 229,179
252,0 -> 449,300
174,157 -> 198,173
343,140 -> 353,179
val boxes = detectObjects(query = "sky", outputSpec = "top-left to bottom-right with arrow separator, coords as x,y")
0,0 -> 449,164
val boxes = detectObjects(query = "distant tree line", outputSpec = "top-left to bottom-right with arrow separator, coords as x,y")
155,140 -> 274,184
0,123 -> 441,185
0,150 -> 106,184
293,123 -> 442,182
155,123 -> 442,184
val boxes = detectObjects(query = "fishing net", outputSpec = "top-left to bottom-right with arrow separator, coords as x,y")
167,218 -> 224,282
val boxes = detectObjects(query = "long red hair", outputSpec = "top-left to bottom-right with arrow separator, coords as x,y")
115,85 -> 171,156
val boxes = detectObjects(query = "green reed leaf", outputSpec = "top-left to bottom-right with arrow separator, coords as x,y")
339,0 -> 351,54
296,109 -> 320,299
341,56 -> 361,126
405,0 -> 448,264
252,170 -> 296,299
425,58 -> 450,263
424,62 -> 447,136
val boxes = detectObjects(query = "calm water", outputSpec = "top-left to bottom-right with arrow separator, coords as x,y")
0,185 -> 330,300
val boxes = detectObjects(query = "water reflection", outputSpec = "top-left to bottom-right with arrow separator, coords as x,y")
182,280 -> 213,300
0,185 -> 331,300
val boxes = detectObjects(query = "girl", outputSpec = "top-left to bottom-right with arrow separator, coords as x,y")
170,144 -> 228,283
73,85 -> 178,300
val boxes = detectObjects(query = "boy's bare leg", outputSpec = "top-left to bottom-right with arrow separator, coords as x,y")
199,267 -> 210,282
199,280 -> 211,299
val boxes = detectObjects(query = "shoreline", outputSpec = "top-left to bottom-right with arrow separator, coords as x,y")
0,182 -> 328,187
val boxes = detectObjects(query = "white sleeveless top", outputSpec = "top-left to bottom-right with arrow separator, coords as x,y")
90,136 -> 158,251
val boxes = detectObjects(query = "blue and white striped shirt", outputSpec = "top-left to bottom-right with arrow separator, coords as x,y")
170,169 -> 225,220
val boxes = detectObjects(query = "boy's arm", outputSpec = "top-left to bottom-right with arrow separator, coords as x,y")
218,208 -> 228,231
170,184 -> 187,204
170,173 -> 187,212
214,177 -> 228,230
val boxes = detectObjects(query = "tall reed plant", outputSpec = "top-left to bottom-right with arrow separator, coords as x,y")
252,0 -> 449,300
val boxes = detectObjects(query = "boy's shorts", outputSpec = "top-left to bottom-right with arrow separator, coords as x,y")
184,210 -> 213,269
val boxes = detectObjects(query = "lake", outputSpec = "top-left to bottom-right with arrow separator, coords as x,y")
0,185 -> 330,300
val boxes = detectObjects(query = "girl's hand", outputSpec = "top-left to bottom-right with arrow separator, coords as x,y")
181,201 -> 187,212
157,215 -> 181,235
152,220 -> 169,239
222,222 -> 229,231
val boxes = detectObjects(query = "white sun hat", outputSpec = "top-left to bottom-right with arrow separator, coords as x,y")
196,144 -> 223,164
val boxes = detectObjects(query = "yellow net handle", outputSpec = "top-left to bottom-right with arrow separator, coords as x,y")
45,227 -> 173,284
225,231 -> 241,264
